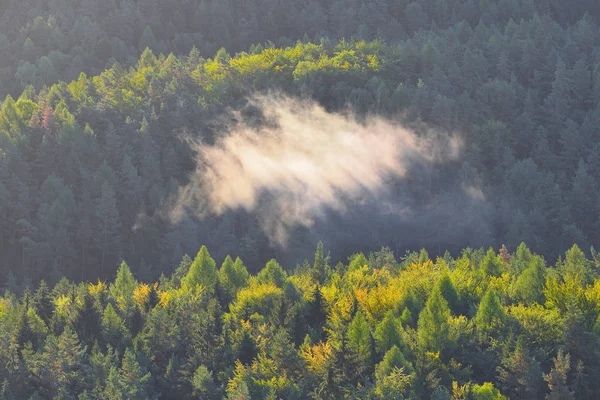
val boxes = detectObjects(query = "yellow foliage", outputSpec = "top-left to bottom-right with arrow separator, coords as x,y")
89,280 -> 107,297
585,279 -> 600,308
360,282 -> 402,323
0,298 -> 10,319
133,283 -> 151,308
230,283 -> 282,317
158,289 -> 176,308
204,58 -> 228,81
509,304 -> 563,348
301,341 -> 332,375
54,295 -> 72,316
488,273 -> 512,298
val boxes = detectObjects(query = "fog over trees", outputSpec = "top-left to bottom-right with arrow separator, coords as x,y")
2,0 -> 600,398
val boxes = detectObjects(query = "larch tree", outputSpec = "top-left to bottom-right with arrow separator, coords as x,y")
417,284 -> 451,355
181,245 -> 217,292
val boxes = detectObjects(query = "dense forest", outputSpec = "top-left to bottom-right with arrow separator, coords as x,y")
4,5 -> 600,284
1,242 -> 600,399
1,0 -> 599,98
3,0 -> 600,397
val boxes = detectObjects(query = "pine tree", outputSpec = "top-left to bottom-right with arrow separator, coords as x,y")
514,256 -> 546,305
375,345 -> 411,381
481,248 -> 503,277
307,284 -> 327,340
102,303 -> 125,348
311,241 -> 329,284
437,273 -> 460,314
498,337 -> 542,399
544,350 -> 574,400
118,348 -> 151,400
257,259 -> 287,287
0,379 -> 14,400
192,365 -> 217,398
237,328 -> 256,366
347,311 -> 372,380
475,289 -> 505,341
374,310 -> 403,354
32,280 -> 53,323
139,27 -> 157,52
570,361 -> 591,399
181,245 -> 217,292
219,255 -> 249,297
417,285 -> 451,355
103,366 -> 123,400
110,261 -> 136,314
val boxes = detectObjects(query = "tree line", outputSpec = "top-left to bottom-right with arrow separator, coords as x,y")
1,0 -> 599,98
0,242 -> 598,399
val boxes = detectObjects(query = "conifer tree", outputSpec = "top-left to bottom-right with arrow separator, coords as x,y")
181,246 -> 217,292
374,310 -> 403,354
417,285 -> 451,355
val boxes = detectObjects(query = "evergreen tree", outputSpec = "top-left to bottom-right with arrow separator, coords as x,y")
374,310 -> 403,354
497,337 -> 542,399
544,350 -> 574,400
514,255 -> 546,305
347,311 -> 372,379
311,241 -> 329,284
118,348 -> 151,400
257,259 -> 287,287
110,261 -> 136,314
475,290 -> 506,341
417,285 -> 451,355
437,273 -> 460,314
181,246 -> 217,292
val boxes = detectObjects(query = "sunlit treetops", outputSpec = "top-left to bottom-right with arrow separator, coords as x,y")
1,241 -> 599,398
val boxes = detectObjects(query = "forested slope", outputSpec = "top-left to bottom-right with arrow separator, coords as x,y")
3,0 -> 600,398
0,242 -> 599,399
1,0 -> 599,98
3,14 -> 600,284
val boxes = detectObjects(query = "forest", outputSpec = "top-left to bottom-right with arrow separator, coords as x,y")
1,242 -> 599,399
2,0 -> 600,398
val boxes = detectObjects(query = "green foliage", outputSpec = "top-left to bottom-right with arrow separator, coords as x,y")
475,290 -> 505,340
514,255 -> 546,305
417,284 -> 451,355
561,244 -> 592,285
1,1 -> 600,396
2,243 -> 600,397
118,348 -> 151,400
375,346 -> 411,380
347,311 -> 372,374
471,382 -> 507,400
374,310 -> 403,354
182,246 -> 217,292
437,274 -> 460,315
311,241 -> 329,284
257,259 -> 287,287
543,350 -> 574,400
481,248 -> 503,277
348,253 -> 368,272
192,365 -> 217,398
110,262 -> 136,313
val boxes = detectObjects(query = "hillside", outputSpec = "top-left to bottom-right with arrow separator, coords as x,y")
2,0 -> 599,98
0,242 -> 599,399
3,0 -> 600,399
2,22 -> 600,283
